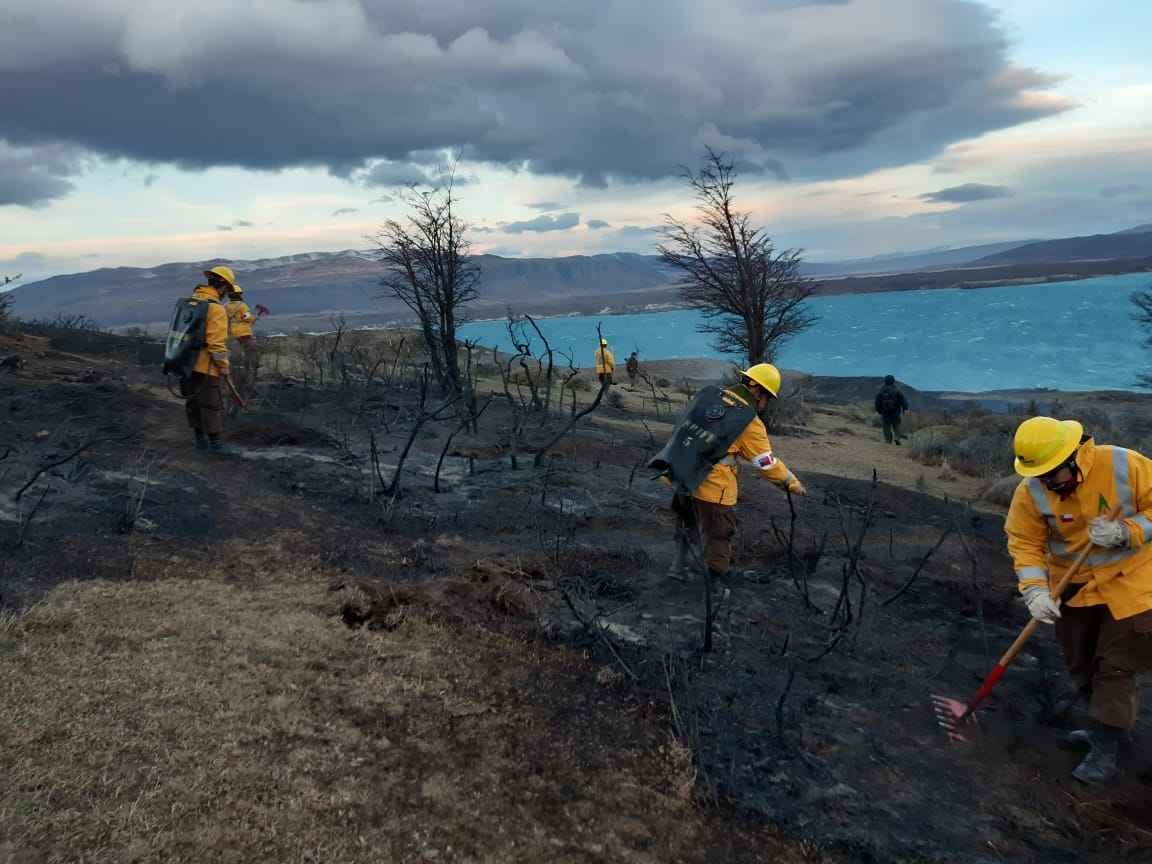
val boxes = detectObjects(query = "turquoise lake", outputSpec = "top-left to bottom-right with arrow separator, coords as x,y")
459,272 -> 1152,393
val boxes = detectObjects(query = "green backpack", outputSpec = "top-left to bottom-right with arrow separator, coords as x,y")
648,386 -> 756,494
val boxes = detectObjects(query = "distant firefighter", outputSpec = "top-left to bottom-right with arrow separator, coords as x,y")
594,338 -> 615,388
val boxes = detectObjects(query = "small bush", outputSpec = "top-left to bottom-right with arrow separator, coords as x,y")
908,415 -> 1018,479
763,386 -> 811,431
606,390 -> 626,409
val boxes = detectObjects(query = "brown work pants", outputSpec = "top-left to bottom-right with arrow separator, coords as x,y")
1056,598 -> 1152,730
673,494 -> 738,575
181,373 -> 224,436
598,372 -> 614,387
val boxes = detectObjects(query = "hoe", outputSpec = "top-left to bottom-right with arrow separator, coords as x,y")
932,509 -> 1118,742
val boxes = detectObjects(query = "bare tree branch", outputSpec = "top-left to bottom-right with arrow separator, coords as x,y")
658,149 -> 818,364
372,173 -> 479,397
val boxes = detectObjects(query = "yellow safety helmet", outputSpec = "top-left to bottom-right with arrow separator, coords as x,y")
740,362 -> 782,398
1013,416 -> 1084,477
204,265 -> 238,290
600,338 -> 609,346
230,284 -> 244,296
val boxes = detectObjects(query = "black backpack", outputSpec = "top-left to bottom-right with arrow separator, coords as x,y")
648,385 -> 756,494
162,297 -> 213,379
876,387 -> 901,416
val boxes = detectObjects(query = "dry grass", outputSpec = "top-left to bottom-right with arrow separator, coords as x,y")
0,571 -> 811,864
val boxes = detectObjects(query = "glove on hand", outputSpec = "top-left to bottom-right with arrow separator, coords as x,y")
1022,585 -> 1061,624
787,479 -> 807,496
1088,517 -> 1128,548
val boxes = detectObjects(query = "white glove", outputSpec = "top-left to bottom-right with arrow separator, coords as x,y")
1022,586 -> 1061,624
1088,517 -> 1129,548
787,479 -> 807,496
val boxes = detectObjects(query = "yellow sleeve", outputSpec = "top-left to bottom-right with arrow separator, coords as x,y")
1123,449 -> 1152,547
205,303 -> 231,373
605,350 -> 615,371
736,417 -> 797,490
1005,481 -> 1049,591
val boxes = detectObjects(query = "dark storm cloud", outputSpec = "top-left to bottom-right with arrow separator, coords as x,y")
586,219 -> 610,229
920,183 -> 1011,203
0,0 -> 1070,200
504,212 -> 580,233
0,142 -> 80,206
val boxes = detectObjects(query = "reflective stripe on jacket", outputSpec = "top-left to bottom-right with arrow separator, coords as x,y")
1006,438 -> 1152,620
192,285 -> 230,377
227,300 -> 254,338
595,348 -> 615,374
692,386 -> 798,505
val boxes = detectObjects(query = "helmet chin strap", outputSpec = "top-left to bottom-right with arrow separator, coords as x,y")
1046,457 -> 1083,499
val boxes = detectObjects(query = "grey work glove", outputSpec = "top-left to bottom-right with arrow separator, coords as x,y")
1022,585 -> 1061,625
1088,517 -> 1128,548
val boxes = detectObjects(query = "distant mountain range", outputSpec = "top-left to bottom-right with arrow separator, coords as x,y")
9,224 -> 1152,332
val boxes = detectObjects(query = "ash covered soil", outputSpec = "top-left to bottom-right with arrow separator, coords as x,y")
1,332 -> 1150,863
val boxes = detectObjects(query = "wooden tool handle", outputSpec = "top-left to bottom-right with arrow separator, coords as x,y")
997,505 -> 1122,668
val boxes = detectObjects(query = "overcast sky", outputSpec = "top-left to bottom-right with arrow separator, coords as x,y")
1,0 -> 1150,281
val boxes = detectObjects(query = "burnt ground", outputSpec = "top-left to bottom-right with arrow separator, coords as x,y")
1,331 -> 1151,863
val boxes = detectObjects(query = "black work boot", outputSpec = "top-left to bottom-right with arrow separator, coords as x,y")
194,431 -> 208,450
1072,726 -> 1126,785
208,435 -> 236,457
666,538 -> 693,583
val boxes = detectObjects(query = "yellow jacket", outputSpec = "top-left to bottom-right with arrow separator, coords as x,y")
1006,438 -> 1152,620
595,347 -> 615,374
191,285 -> 231,377
227,300 -> 254,339
692,387 -> 801,505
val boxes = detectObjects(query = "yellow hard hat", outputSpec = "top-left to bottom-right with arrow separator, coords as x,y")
741,363 -> 782,398
1013,416 -> 1084,477
204,265 -> 238,290
230,284 -> 244,295
600,338 -> 609,346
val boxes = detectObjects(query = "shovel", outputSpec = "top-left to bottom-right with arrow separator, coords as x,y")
931,507 -> 1119,743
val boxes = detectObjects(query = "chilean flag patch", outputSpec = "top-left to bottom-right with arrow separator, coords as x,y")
754,452 -> 777,469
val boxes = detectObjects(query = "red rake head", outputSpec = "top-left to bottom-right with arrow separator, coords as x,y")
931,694 -> 978,743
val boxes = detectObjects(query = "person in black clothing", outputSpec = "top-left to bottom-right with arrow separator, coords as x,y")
874,374 -> 910,444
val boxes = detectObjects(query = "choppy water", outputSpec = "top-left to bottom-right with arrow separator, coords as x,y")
460,273 -> 1152,392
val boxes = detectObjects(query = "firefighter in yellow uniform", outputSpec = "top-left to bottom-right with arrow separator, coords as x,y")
1007,416 -> 1152,784
225,284 -> 258,399
670,363 -> 807,582
594,339 -> 615,388
182,266 -> 234,453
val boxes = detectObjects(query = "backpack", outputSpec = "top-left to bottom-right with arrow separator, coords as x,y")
648,385 -> 757,494
162,297 -> 212,379
876,386 -> 901,416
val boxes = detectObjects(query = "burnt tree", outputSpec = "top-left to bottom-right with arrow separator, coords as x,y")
374,181 -> 479,398
659,149 -> 817,364
1132,284 -> 1152,388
